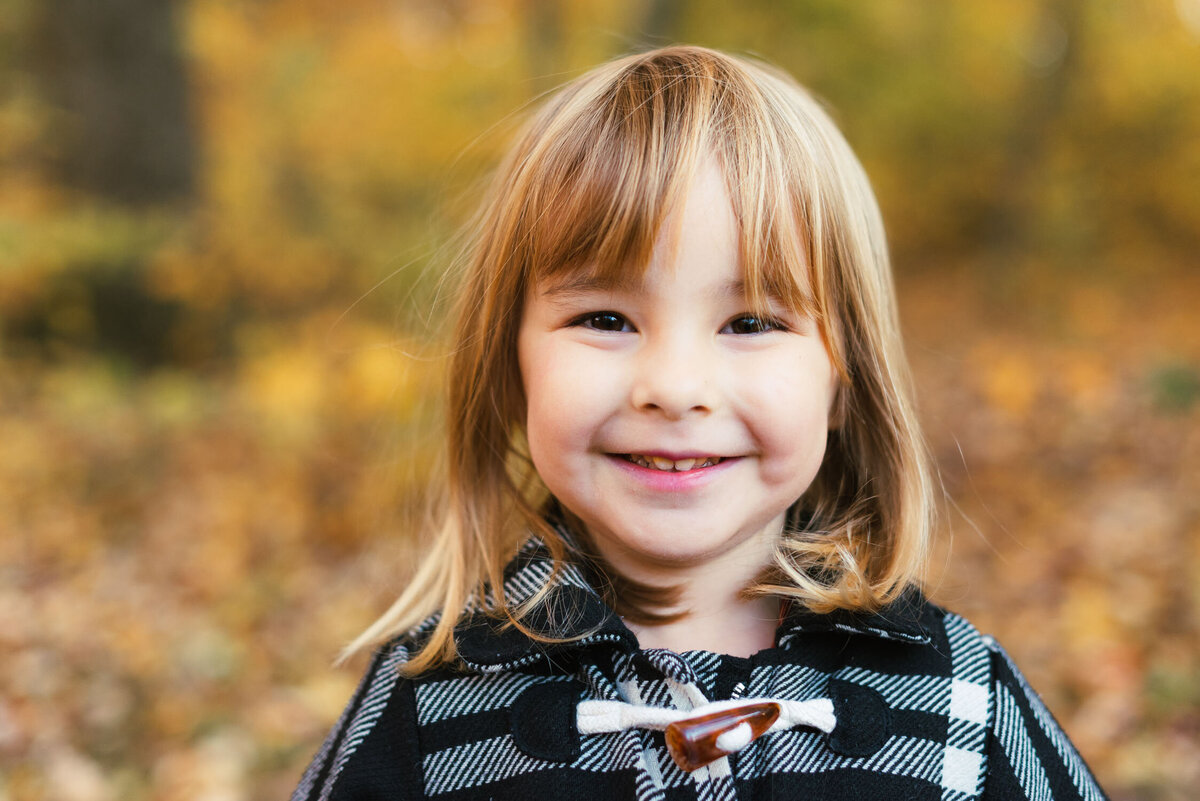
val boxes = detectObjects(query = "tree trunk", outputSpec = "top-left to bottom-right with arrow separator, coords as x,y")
31,0 -> 196,206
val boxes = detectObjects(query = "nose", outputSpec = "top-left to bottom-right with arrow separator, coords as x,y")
629,333 -> 718,419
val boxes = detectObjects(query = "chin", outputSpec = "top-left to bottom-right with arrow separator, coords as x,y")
615,527 -> 761,567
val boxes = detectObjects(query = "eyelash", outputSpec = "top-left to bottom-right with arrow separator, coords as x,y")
571,312 -> 633,332
722,315 -> 784,335
569,312 -> 785,335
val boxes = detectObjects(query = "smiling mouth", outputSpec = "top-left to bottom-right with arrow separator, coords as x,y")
622,454 -> 724,472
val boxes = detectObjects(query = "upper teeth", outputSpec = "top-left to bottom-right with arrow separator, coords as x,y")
628,455 -> 721,471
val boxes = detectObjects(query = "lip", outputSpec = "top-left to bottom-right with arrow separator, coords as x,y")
625,450 -> 720,461
607,452 -> 740,492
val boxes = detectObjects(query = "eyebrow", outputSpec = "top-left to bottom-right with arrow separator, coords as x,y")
539,272 -> 769,304
538,272 -> 637,298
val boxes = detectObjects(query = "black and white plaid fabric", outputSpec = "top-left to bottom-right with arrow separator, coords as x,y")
292,539 -> 1108,800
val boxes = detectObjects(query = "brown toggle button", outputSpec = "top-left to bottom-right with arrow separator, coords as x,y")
664,702 -> 781,772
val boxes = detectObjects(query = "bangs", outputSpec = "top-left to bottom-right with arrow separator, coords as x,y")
512,49 -> 821,323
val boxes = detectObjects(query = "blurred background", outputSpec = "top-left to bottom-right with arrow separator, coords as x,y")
2,0 -> 1198,798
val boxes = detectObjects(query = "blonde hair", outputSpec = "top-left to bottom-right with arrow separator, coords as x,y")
346,45 -> 935,672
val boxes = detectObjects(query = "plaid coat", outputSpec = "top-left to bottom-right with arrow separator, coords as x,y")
292,540 -> 1108,801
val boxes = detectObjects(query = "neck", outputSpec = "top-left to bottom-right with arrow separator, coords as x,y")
626,590 -> 780,658
604,523 -> 783,658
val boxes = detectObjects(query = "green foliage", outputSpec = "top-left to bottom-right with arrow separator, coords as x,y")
1150,363 -> 1200,413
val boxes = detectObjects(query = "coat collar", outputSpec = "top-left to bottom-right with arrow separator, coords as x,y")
453,538 -> 636,672
776,587 -> 933,646
453,537 -> 932,672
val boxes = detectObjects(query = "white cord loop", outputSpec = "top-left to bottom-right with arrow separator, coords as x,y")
578,696 -> 836,736
578,696 -> 836,772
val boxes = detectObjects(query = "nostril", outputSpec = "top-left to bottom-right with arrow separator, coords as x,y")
629,344 -> 719,416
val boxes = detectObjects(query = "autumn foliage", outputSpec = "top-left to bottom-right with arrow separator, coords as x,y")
1,1 -> 1198,799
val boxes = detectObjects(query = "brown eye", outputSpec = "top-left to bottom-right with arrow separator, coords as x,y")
577,312 -> 631,332
723,315 -> 778,335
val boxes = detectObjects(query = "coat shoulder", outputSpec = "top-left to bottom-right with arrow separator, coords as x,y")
290,638 -> 425,801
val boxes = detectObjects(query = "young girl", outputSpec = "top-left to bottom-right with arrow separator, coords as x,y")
293,46 -> 1107,801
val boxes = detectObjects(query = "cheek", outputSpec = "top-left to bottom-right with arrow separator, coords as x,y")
763,404 -> 830,466
523,381 -> 564,466
522,353 -> 602,464
747,363 -> 835,477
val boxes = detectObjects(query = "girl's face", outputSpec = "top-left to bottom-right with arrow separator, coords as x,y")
517,159 -> 837,586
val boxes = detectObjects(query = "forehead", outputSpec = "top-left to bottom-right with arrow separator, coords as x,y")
547,169 -> 794,313
536,159 -> 737,290
536,267 -> 757,304
529,191 -> 814,317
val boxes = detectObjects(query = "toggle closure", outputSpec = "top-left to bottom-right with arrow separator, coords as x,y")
577,697 -> 837,772
665,702 -> 780,771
